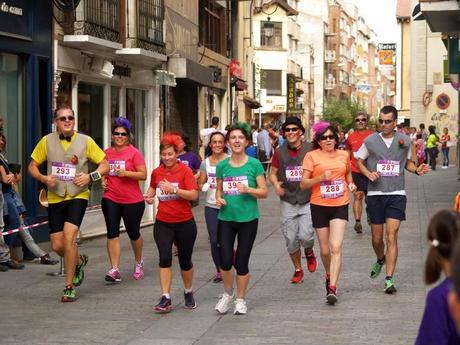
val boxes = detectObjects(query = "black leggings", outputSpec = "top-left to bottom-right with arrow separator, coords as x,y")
218,219 -> 258,276
101,198 -> 145,241
153,219 -> 197,270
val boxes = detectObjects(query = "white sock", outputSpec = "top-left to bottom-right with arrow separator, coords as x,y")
184,287 -> 193,293
163,293 -> 171,299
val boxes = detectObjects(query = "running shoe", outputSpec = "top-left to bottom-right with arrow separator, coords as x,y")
105,268 -> 122,282
369,259 -> 384,279
184,291 -> 197,309
213,272 -> 223,283
233,298 -> 247,315
61,285 -> 77,302
72,254 -> 88,286
133,260 -> 144,280
215,292 -> 234,314
291,269 -> 304,284
154,295 -> 172,313
40,253 -> 59,265
305,248 -> 318,273
354,221 -> 363,234
326,286 -> 338,305
384,277 -> 397,294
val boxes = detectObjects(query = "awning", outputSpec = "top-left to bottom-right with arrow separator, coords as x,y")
243,95 -> 261,109
168,57 -> 214,88
231,77 -> 248,91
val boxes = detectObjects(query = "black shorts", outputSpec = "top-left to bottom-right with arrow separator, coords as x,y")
48,199 -> 88,234
352,172 -> 368,193
310,204 -> 349,228
367,195 -> 406,224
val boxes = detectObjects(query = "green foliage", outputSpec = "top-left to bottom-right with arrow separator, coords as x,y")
322,99 -> 366,131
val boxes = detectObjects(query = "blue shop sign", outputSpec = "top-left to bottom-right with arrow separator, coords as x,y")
0,0 -> 30,41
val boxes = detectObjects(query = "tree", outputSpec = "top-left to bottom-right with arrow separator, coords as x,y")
323,99 -> 366,131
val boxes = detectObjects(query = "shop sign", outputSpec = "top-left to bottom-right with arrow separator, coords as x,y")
0,0 -> 30,40
229,59 -> 242,78
156,70 -> 177,87
113,64 -> 131,78
286,74 -> 302,115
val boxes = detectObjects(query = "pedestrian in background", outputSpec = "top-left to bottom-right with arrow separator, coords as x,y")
426,125 -> 440,171
415,209 -> 460,345
441,127 -> 451,169
101,117 -> 147,283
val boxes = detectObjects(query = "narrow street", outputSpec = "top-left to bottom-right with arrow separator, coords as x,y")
0,167 -> 457,345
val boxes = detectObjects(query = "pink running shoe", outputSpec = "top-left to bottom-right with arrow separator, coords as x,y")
133,260 -> 144,280
105,268 -> 121,282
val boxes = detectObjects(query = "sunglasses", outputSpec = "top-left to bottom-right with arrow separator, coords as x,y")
319,134 -> 335,141
378,119 -> 394,125
57,116 -> 75,122
113,131 -> 128,137
355,118 -> 367,123
284,127 -> 299,133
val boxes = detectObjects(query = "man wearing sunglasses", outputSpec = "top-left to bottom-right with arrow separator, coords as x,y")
355,106 -> 429,294
28,105 -> 109,302
346,112 -> 373,234
269,117 -> 317,284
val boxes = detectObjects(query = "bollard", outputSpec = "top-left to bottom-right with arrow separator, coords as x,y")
46,256 -> 65,277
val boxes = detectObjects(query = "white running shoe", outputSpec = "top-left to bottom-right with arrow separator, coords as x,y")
233,298 -> 247,315
215,292 -> 234,314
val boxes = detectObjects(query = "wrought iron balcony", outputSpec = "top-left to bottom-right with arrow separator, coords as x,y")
71,0 -> 120,42
126,0 -> 165,55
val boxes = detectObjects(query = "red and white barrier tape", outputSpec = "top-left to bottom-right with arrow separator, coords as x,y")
1,204 -> 103,237
0,220 -> 49,237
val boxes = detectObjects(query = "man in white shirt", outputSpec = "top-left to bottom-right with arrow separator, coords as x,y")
200,116 -> 220,149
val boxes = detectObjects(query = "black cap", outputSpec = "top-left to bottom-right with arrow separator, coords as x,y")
282,116 -> 305,134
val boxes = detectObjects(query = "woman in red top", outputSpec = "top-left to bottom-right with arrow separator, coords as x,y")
101,117 -> 147,283
300,121 -> 356,305
145,133 -> 199,313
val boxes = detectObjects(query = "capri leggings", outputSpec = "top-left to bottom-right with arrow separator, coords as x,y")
218,218 -> 258,276
101,198 -> 145,241
205,206 -> 220,271
153,219 -> 197,270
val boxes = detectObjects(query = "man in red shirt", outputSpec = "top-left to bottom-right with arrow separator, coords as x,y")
346,111 -> 373,233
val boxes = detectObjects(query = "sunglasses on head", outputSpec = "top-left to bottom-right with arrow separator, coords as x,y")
57,116 -> 75,122
284,127 -> 299,133
378,119 -> 394,125
319,134 -> 335,141
113,131 -> 128,137
355,118 -> 367,123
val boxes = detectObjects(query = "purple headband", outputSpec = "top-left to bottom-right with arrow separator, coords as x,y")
114,117 -> 132,131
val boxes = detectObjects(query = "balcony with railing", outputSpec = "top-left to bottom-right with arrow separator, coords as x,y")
325,75 -> 336,90
63,0 -> 122,52
125,0 -> 165,54
325,50 -> 336,63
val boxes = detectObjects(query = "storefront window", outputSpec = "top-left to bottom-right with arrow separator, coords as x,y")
126,88 -> 146,191
78,82 -> 104,206
0,52 -> 22,190
126,88 -> 146,154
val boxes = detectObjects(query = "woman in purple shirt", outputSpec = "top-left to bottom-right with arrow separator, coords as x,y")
415,209 -> 460,345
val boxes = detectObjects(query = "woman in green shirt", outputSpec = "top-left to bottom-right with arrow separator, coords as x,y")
214,123 -> 267,315
426,125 -> 440,170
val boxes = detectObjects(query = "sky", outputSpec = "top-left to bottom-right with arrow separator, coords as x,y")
347,0 -> 399,44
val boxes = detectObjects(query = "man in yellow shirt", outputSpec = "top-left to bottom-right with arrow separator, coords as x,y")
28,105 -> 109,302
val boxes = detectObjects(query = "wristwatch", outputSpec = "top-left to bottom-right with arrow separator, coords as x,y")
173,186 -> 178,194
90,171 -> 102,182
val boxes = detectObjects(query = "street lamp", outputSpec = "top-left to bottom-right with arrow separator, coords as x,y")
263,17 -> 274,38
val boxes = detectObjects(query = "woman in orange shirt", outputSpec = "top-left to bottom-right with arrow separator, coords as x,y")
300,122 -> 356,305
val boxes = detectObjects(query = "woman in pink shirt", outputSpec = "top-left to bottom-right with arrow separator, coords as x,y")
101,117 -> 147,283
